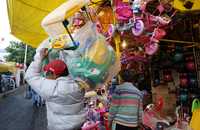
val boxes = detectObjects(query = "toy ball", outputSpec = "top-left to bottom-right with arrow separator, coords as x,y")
180,77 -> 188,87
173,53 -> 183,62
154,79 -> 160,86
186,56 -> 194,61
180,94 -> 188,102
189,77 -> 197,87
186,61 -> 195,71
164,74 -> 173,82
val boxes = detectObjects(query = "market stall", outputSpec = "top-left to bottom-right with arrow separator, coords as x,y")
7,0 -> 200,129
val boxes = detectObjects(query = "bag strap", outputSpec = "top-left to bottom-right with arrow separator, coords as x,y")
192,99 -> 200,112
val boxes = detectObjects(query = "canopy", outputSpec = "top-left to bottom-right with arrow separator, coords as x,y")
0,62 -> 16,73
172,0 -> 200,12
7,0 -> 66,48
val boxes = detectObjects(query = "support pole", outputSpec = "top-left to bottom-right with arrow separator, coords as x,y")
24,44 -> 28,69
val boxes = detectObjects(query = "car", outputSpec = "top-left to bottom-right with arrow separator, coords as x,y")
0,73 -> 16,93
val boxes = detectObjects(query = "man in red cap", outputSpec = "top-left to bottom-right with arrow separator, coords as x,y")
25,49 -> 86,130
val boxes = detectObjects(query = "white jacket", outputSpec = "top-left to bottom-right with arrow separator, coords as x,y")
25,56 -> 86,130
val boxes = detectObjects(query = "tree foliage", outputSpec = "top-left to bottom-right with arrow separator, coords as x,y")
5,41 -> 36,65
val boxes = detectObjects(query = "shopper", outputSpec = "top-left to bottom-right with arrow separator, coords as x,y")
25,49 -> 86,130
108,69 -> 143,130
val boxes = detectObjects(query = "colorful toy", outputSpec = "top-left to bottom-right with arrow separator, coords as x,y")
81,121 -> 100,130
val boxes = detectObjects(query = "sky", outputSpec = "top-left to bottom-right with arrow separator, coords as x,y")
0,0 -> 20,60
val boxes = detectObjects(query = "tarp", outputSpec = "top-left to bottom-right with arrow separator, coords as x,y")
0,62 -> 16,73
172,0 -> 200,12
7,0 -> 66,48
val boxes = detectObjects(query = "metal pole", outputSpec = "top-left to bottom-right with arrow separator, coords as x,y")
24,44 -> 28,69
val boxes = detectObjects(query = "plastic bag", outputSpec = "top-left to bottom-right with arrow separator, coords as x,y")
61,22 -> 121,89
37,22 -> 120,89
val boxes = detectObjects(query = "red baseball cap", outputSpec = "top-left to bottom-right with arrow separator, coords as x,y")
43,60 -> 67,76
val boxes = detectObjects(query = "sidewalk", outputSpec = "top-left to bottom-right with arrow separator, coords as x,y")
0,85 -> 47,130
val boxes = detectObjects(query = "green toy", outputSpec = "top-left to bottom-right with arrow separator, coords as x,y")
192,99 -> 200,113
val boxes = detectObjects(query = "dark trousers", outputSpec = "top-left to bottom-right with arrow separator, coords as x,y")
116,123 -> 139,130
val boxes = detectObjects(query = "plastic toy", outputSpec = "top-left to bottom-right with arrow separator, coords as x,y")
81,121 -> 100,130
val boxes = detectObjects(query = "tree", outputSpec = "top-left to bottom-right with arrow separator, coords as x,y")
5,41 -> 36,65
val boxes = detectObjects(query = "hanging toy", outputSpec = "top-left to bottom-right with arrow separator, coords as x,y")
131,19 -> 145,36
189,77 -> 197,87
174,52 -> 184,63
145,42 -> 159,56
163,70 -> 173,82
186,61 -> 195,72
180,78 -> 189,87
180,74 -> 189,87
152,28 -> 166,41
131,0 -> 142,13
114,0 -> 133,22
179,90 -> 188,103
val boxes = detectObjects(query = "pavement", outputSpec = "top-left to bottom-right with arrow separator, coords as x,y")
0,86 -> 47,130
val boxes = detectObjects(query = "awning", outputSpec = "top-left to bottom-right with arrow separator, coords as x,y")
0,62 -> 16,73
7,0 -> 66,48
172,0 -> 200,12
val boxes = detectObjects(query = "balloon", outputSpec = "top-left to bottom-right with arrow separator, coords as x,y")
185,56 -> 194,61
189,77 -> 197,87
164,74 -> 173,82
174,53 -> 183,62
145,42 -> 159,56
180,94 -> 188,102
186,61 -> 195,71
180,77 -> 188,87
154,79 -> 160,86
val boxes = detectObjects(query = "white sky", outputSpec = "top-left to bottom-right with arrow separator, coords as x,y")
0,0 -> 21,60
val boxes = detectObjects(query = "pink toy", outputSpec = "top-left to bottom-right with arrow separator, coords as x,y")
132,19 -> 145,36
114,0 -> 133,21
145,42 -> 159,55
143,104 -> 170,130
186,61 -> 195,71
152,28 -> 166,41
81,121 -> 100,130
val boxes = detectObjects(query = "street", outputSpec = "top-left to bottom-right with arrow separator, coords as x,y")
0,86 -> 47,130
